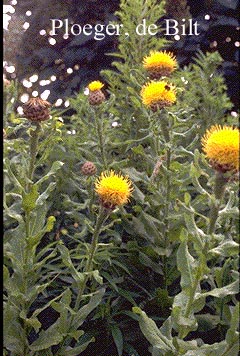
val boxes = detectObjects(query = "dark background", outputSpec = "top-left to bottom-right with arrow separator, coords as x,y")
3,0 -> 240,110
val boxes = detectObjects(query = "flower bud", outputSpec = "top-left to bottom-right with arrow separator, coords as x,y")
23,97 -> 51,122
87,81 -> 106,106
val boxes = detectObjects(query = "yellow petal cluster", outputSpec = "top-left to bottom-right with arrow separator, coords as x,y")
141,81 -> 176,110
143,50 -> 177,72
95,170 -> 133,208
88,81 -> 104,91
202,125 -> 239,172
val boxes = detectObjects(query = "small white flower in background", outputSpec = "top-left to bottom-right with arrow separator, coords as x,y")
84,87 -> 89,96
231,111 -> 238,118
112,121 -> 121,128
181,76 -> 188,84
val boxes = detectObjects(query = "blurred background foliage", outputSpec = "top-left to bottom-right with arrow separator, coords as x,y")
3,0 -> 240,109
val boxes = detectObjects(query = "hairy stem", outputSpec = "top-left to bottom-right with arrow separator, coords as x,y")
178,174 -> 227,340
74,206 -> 108,310
178,244 -> 208,340
57,206 -> 109,353
208,172 -> 227,234
94,111 -> 108,170
27,123 -> 41,191
160,113 -> 171,290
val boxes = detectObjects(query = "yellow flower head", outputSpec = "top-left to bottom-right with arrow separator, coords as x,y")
141,80 -> 176,111
88,81 -> 104,91
95,170 -> 133,209
143,50 -> 177,79
202,125 -> 239,172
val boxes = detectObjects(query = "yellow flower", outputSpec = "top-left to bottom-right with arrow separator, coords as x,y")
87,81 -> 105,105
88,81 -> 104,91
141,80 -> 176,111
202,125 -> 239,172
95,170 -> 133,209
143,50 -> 177,79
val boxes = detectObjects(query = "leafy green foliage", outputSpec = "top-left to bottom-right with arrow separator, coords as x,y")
4,1 -> 239,356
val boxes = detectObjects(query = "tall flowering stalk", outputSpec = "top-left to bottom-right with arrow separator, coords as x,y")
202,125 -> 239,234
178,124 -> 239,340
23,98 -> 51,191
57,170 -> 133,352
74,170 -> 133,309
141,67 -> 177,289
141,51 -> 177,155
87,80 -> 108,169
3,97 -> 65,355
22,98 -> 51,256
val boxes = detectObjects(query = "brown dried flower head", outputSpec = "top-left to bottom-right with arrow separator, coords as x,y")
81,161 -> 97,176
23,97 -> 51,122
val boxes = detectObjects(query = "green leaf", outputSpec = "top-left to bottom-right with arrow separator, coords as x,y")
45,215 -> 56,232
184,192 -> 191,205
22,184 -> 39,213
132,307 -> 175,352
190,162 -> 210,195
4,202 -> 24,224
225,303 -> 239,346
176,338 -> 227,355
68,330 -> 84,342
111,324 -> 123,356
29,319 -> 64,351
3,302 -> 25,354
36,161 -> 64,186
91,270 -> 103,284
3,265 -> 10,284
36,181 -> 56,205
152,345 -> 175,356
139,251 -> 163,274
4,158 -> 24,194
29,203 -> 48,238
4,223 -> 26,271
51,288 -> 73,319
31,290 -> 67,319
195,314 -> 220,332
61,337 -> 95,356
196,280 -> 239,300
209,240 -> 239,257
73,288 -> 105,329
159,316 -> 173,340
25,316 -> 42,333
171,304 -> 197,330
177,241 -> 195,289
58,243 -> 84,285
184,213 -> 205,251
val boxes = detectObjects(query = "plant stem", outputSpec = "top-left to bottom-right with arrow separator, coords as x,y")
57,206 -> 109,353
27,123 -> 41,191
94,111 -> 108,170
178,174 -> 227,339
149,116 -> 160,156
160,114 -> 170,143
160,113 -> 171,290
208,172 -> 227,234
21,124 -> 42,355
74,206 -> 109,311
178,244 -> 207,340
